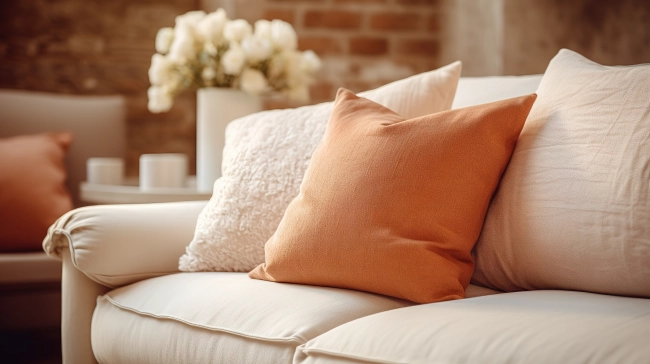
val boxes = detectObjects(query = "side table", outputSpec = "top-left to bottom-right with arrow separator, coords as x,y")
80,177 -> 211,204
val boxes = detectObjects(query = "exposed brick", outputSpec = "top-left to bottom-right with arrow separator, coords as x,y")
342,80 -> 373,93
396,38 -> 440,56
263,9 -> 295,24
427,13 -> 441,31
371,12 -> 420,31
298,36 -> 343,55
333,0 -> 386,3
263,97 -> 300,110
349,37 -> 388,55
309,81 -> 334,102
396,0 -> 439,5
304,10 -> 362,29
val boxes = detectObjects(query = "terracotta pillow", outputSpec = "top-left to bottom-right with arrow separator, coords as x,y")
0,133 -> 74,252
249,89 -> 537,303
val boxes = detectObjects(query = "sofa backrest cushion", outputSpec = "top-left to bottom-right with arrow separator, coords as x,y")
473,49 -> 650,297
452,74 -> 542,110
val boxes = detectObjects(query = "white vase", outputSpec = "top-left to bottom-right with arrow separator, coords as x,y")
196,87 -> 262,193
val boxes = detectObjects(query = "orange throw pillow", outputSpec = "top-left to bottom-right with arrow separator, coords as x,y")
0,133 -> 74,252
249,89 -> 537,303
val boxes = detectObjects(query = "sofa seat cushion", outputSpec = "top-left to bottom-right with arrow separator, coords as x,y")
295,290 -> 650,364
90,272 -> 413,364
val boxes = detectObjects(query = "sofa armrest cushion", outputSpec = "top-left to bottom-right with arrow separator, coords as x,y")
44,201 -> 207,288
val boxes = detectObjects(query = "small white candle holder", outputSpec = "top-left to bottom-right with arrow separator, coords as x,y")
87,158 -> 124,186
139,153 -> 188,191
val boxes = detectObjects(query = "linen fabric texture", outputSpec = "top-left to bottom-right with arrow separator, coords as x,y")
295,291 -> 650,364
91,273 -> 411,364
180,62 -> 462,272
472,49 -> 650,298
249,89 -> 537,303
0,133 -> 73,251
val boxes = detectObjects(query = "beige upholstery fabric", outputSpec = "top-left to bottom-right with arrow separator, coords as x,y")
295,290 -> 650,364
0,90 -> 125,207
473,49 -> 650,297
93,299 -> 297,364
45,202 -> 206,363
452,75 -> 542,109
44,201 -> 207,288
91,273 -> 412,364
62,250 -> 108,364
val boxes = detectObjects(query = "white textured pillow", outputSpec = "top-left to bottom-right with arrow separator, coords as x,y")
180,61 -> 462,271
473,49 -> 650,297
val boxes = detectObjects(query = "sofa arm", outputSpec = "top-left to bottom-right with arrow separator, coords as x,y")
44,201 -> 207,289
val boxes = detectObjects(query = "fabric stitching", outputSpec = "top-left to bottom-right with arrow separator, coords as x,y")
101,295 -> 306,345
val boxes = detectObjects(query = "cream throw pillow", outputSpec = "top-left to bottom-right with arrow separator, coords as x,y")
180,61 -> 462,271
473,49 -> 650,297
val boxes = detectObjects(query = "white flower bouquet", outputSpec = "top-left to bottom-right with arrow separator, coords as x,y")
148,9 -> 322,113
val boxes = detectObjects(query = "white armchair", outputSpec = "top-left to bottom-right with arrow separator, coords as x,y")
0,90 -> 125,335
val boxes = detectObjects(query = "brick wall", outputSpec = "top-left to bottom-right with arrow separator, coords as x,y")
225,0 -> 443,106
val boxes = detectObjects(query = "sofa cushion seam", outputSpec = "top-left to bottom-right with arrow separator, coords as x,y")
101,295 -> 306,345
299,346 -> 407,364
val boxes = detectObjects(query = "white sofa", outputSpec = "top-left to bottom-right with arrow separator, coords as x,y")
43,76 -> 650,364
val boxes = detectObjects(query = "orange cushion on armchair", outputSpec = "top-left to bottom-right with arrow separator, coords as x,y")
0,133 -> 74,252
250,89 -> 536,303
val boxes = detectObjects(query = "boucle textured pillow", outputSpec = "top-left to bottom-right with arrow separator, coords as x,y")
249,89 -> 536,303
472,49 -> 650,297
0,133 -> 74,251
180,61 -> 462,271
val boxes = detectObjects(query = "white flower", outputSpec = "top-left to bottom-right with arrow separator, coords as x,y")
270,20 -> 297,51
203,41 -> 218,56
283,50 -> 305,86
267,53 -> 286,79
197,8 -> 228,42
201,67 -> 217,81
287,85 -> 309,103
221,45 -> 246,75
223,19 -> 252,43
155,27 -> 174,54
241,35 -> 272,63
254,19 -> 272,40
148,54 -> 174,85
175,11 -> 206,31
168,26 -> 196,62
147,86 -> 173,113
240,68 -> 268,95
300,50 -> 321,73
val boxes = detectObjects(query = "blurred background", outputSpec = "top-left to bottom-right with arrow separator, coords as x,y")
1,0 -> 649,177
